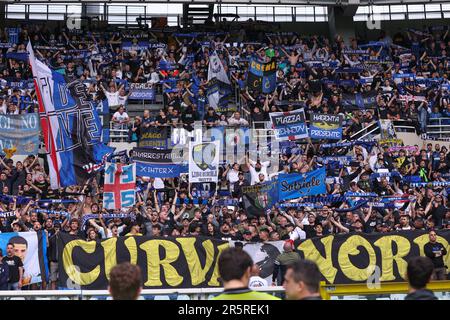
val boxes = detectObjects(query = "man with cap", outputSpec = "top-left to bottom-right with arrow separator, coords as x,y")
272,240 -> 301,286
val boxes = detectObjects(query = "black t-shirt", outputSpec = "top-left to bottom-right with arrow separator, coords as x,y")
3,255 -> 23,283
431,205 -> 446,227
424,242 -> 447,268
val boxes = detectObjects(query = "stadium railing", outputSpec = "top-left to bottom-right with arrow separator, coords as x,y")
427,117 -> 450,138
1,281 -> 449,300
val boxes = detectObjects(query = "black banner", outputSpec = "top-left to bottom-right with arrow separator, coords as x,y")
57,233 -> 229,289
139,126 -> 169,149
57,231 -> 450,289
131,147 -> 183,164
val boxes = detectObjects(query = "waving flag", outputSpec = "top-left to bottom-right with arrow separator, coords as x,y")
27,41 -> 113,188
207,51 -> 231,109
103,163 -> 136,210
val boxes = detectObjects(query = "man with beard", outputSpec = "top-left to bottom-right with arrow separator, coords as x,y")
246,155 -> 270,185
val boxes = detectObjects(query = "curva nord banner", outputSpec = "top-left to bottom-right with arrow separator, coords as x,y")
57,233 -> 230,289
297,230 -> 450,284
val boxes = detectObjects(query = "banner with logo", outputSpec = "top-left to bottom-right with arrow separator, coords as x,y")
309,113 -> 342,140
0,231 -> 47,286
189,140 -> 220,183
207,51 -> 231,109
139,126 -> 168,149
247,58 -> 277,94
278,167 -> 326,200
241,181 -> 279,217
269,109 -> 308,141
128,83 -> 155,100
0,114 -> 40,155
131,147 -> 187,178
103,163 -> 136,210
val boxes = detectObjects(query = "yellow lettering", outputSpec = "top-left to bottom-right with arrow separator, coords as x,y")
207,243 -> 230,286
298,235 -> 338,283
140,240 -> 183,287
101,237 -> 117,281
337,235 -> 376,281
62,240 -> 100,286
374,235 -> 411,281
124,236 -> 138,265
176,238 -> 215,286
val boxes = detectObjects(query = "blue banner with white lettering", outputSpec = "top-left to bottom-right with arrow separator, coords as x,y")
131,147 -> 187,178
129,83 -> 155,100
309,113 -> 342,140
0,114 -> 40,155
278,167 -> 327,200
269,109 -> 308,141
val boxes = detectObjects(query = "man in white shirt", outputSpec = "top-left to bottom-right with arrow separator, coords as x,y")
89,217 -> 126,239
101,83 -> 124,109
228,112 -> 249,126
246,156 -> 270,185
248,265 -> 269,288
222,163 -> 240,185
112,105 -> 130,129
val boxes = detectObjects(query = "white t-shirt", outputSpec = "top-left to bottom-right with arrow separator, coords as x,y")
227,169 -> 240,184
289,227 -> 306,241
95,224 -> 126,239
113,111 -> 129,122
249,276 -> 269,288
249,159 -> 270,185
118,94 -> 128,106
105,91 -> 120,106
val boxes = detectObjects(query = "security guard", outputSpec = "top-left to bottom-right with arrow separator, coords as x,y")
212,247 -> 280,300
272,240 -> 301,286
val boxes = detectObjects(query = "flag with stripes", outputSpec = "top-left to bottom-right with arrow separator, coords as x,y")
27,41 -> 114,189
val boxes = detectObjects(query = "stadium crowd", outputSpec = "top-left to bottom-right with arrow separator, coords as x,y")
0,23 -> 449,289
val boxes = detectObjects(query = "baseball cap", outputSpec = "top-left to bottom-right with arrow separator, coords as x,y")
243,230 -> 252,235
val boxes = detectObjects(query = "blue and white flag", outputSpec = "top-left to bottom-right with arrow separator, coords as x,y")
27,41 -> 113,189
278,167 -> 326,200
270,109 -> 308,141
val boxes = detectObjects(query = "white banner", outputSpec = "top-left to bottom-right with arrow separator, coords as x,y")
207,51 -> 230,85
189,140 -> 220,183
231,240 -> 285,285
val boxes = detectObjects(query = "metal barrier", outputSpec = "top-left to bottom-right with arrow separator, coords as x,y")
0,287 -> 285,300
427,117 -> 450,139
319,280 -> 450,300
0,281 -> 449,300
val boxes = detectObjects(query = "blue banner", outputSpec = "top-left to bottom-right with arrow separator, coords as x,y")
131,147 -> 186,178
309,113 -> 342,140
269,109 -> 308,141
0,114 -> 40,155
278,167 -> 326,200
